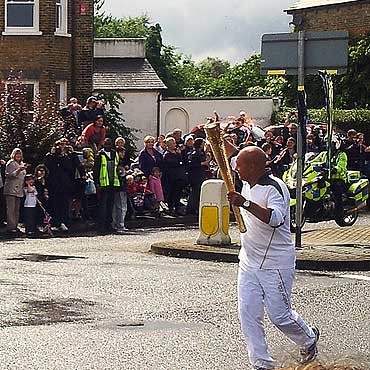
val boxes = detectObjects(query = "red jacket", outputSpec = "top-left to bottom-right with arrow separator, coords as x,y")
81,123 -> 106,146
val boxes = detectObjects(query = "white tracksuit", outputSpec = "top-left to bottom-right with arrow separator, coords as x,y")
237,174 -> 315,369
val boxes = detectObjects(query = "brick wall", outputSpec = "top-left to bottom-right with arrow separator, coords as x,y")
288,1 -> 370,37
71,0 -> 94,101
0,0 -> 94,101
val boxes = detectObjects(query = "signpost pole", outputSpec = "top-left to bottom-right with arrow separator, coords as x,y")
295,31 -> 305,249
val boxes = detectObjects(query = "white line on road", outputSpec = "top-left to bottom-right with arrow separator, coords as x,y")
338,274 -> 370,282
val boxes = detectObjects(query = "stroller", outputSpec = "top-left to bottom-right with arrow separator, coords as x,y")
126,169 -> 161,219
128,192 -> 161,218
39,204 -> 53,236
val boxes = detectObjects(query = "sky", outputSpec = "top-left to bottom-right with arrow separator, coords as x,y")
102,0 -> 294,64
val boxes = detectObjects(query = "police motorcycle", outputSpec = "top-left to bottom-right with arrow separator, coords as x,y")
283,144 -> 369,232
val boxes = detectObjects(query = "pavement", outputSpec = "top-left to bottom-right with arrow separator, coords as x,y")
151,225 -> 370,271
0,221 -> 369,369
0,214 -> 198,240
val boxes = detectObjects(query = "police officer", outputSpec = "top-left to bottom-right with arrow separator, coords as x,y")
314,135 -> 347,215
329,136 -> 348,215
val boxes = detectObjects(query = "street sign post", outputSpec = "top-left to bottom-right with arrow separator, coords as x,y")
260,30 -> 349,249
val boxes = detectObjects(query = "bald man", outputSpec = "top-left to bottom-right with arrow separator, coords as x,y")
227,146 -> 319,370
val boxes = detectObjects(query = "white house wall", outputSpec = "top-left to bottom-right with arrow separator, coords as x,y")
118,91 -> 159,147
160,98 -> 277,135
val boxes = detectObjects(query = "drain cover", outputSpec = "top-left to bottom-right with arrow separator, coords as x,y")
7,254 -> 86,262
117,321 -> 145,328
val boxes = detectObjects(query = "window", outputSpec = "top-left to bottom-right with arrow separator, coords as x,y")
56,81 -> 67,106
55,0 -> 68,35
4,0 -> 40,34
6,80 -> 39,112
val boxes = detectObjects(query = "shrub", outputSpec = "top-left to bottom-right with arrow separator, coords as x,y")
95,91 -> 138,158
273,108 -> 370,139
0,74 -> 62,164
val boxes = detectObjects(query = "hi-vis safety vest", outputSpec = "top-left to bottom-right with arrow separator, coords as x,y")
99,153 -> 120,187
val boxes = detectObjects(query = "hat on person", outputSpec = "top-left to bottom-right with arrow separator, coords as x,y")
184,135 -> 195,143
86,96 -> 97,104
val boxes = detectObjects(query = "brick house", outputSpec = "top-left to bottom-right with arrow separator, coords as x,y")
0,0 -> 94,105
285,0 -> 370,37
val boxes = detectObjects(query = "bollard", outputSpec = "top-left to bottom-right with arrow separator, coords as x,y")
196,179 -> 231,246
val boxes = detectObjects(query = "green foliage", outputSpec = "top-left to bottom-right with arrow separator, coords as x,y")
93,3 -> 286,98
198,57 -> 230,78
0,74 -> 61,163
95,91 -> 138,158
182,54 -> 288,98
274,108 -> 370,138
336,35 -> 370,108
283,35 -> 370,109
94,1 -> 370,108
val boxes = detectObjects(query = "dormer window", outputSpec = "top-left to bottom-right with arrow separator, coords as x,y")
4,0 -> 41,34
55,0 -> 68,35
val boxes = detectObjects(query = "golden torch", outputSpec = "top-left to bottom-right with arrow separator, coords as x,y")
204,122 -> 247,233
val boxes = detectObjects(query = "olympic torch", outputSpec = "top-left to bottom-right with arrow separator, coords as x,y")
204,122 -> 247,233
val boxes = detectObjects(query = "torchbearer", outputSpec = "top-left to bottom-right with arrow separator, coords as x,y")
226,145 -> 319,370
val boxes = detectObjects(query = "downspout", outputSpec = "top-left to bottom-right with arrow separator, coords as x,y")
156,92 -> 161,137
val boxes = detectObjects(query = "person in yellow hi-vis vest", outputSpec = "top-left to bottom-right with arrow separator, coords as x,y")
93,138 -> 120,233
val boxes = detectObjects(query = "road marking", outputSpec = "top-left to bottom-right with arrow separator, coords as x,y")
338,274 -> 370,282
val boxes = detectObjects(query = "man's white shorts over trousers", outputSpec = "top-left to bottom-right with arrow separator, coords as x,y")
238,268 -> 316,369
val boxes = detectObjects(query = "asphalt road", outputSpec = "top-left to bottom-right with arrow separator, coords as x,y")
0,218 -> 369,370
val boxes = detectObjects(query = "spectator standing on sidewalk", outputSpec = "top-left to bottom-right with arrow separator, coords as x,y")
3,148 -> 27,235
78,96 -> 99,129
138,136 -> 163,177
93,138 -> 121,233
0,158 -> 6,227
154,134 -> 166,155
23,174 -> 39,237
112,147 -> 129,233
44,139 -> 74,231
81,115 -> 106,154
163,137 -> 188,216
186,138 -> 208,215
34,164 -> 50,229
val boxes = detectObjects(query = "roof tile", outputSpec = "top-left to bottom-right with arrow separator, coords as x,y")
93,58 -> 167,91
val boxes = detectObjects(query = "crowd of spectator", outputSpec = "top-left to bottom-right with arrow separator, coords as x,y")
0,101 -> 369,238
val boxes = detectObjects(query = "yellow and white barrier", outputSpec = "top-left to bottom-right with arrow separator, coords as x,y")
196,179 -> 231,246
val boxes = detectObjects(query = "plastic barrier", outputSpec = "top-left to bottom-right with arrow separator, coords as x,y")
196,179 -> 231,246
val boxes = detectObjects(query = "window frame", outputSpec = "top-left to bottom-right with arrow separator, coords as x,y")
3,0 -> 41,35
55,80 -> 67,107
5,79 -> 39,113
55,0 -> 70,37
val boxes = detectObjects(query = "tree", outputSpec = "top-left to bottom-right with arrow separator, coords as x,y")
336,35 -> 370,109
95,92 -> 138,158
198,57 -> 230,78
0,73 -> 61,163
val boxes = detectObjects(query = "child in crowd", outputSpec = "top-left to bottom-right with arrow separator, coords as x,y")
149,167 -> 164,202
112,147 -> 129,233
126,175 -> 137,196
115,137 -> 126,149
34,164 -> 50,230
149,167 -> 169,212
23,174 -> 39,237
136,176 -> 152,195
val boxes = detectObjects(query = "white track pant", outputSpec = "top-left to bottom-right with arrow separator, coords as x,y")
238,267 -> 315,369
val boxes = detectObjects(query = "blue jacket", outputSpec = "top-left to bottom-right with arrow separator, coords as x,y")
138,148 -> 163,177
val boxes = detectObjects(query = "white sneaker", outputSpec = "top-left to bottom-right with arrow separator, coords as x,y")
58,223 -> 68,231
116,227 -> 128,234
